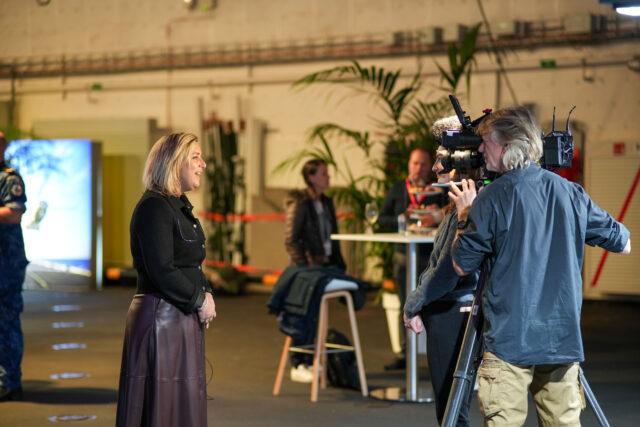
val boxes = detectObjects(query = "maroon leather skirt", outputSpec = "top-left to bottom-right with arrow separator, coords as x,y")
116,294 -> 207,427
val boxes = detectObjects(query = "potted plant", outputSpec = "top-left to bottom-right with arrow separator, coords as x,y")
273,24 -> 481,349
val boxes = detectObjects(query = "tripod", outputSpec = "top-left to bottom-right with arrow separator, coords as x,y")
441,262 -> 611,427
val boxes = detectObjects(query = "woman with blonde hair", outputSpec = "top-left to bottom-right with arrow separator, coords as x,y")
116,132 -> 216,427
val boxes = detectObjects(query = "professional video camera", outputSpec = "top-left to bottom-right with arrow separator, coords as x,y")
439,95 -> 491,174
440,94 -> 576,174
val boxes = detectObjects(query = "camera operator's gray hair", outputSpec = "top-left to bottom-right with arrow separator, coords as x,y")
477,106 -> 542,171
432,115 -> 462,143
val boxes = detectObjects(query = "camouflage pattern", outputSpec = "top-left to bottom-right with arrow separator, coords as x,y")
0,284 -> 25,388
0,161 -> 27,388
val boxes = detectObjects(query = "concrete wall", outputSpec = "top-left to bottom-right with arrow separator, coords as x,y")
1,0 -> 638,288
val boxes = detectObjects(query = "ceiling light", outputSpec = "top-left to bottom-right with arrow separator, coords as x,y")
615,6 -> 640,15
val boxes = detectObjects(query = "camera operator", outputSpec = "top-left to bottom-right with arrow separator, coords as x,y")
403,116 -> 479,427
450,106 -> 631,426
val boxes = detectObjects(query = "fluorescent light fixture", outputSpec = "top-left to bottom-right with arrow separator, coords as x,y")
600,1 -> 640,16
616,6 -> 640,15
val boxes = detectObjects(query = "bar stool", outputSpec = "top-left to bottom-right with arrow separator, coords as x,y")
272,278 -> 369,402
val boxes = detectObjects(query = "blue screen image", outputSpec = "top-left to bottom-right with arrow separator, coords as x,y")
6,139 -> 93,274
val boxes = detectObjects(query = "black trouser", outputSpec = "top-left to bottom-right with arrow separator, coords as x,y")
421,300 -> 473,427
393,248 -> 431,356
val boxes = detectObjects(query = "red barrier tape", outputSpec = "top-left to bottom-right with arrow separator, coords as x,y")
204,259 -> 282,276
199,211 -> 354,222
199,212 -> 286,222
590,165 -> 640,287
199,210 -> 355,276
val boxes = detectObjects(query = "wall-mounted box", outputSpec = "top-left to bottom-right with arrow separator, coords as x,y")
442,24 -> 468,42
565,14 -> 607,34
493,20 -> 529,37
416,27 -> 442,44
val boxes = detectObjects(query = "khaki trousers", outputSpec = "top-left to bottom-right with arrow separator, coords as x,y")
477,351 -> 585,427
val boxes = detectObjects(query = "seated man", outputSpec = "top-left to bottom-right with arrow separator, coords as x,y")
378,147 -> 444,370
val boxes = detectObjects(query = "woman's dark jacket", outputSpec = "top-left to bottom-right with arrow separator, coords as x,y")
130,190 -> 212,314
284,189 -> 345,270
403,210 -> 477,318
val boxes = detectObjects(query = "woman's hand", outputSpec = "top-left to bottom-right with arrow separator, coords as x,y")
198,292 -> 216,329
448,179 -> 477,219
403,313 -> 424,334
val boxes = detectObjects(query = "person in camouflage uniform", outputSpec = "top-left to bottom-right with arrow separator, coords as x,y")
0,132 -> 28,402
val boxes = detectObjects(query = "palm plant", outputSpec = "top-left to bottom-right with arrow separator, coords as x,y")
273,24 -> 481,280
0,125 -> 37,143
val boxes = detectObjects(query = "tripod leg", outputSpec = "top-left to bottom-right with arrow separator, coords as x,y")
579,367 -> 610,427
442,264 -> 489,427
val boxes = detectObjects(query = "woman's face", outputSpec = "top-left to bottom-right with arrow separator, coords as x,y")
432,147 -> 456,183
179,142 -> 206,194
308,163 -> 330,194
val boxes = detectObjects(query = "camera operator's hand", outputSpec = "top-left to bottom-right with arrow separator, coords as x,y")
448,179 -> 477,220
403,313 -> 424,334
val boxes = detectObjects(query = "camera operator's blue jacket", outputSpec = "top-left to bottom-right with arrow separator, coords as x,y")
452,164 -> 630,365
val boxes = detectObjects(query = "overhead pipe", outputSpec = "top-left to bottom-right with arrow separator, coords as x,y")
0,56 -> 633,99
0,17 -> 638,80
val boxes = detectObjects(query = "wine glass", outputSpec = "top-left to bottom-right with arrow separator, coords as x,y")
364,202 -> 379,233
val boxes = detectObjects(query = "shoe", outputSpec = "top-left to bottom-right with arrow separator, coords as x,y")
0,386 -> 23,402
290,364 -> 319,383
384,357 -> 406,371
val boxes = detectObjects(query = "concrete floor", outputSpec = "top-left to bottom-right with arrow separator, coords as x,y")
2,282 -> 640,426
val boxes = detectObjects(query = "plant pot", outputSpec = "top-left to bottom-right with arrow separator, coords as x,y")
382,292 -> 403,355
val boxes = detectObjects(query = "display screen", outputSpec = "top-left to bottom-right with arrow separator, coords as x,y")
6,139 -> 94,275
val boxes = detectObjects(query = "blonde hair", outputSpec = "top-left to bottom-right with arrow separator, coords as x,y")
143,132 -> 199,196
477,106 -> 543,171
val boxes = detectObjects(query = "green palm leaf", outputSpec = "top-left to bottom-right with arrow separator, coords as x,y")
280,35 -> 481,280
436,23 -> 481,93
309,123 -> 372,155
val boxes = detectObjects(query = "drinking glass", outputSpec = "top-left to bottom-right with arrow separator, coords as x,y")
364,202 -> 379,233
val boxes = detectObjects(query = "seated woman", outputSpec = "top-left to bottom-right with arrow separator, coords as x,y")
284,158 -> 345,270
403,116 -> 480,427
283,158 -> 345,382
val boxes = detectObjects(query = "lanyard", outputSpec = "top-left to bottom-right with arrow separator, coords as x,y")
405,177 -> 425,207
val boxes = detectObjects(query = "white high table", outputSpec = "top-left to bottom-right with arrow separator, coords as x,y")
331,232 -> 435,403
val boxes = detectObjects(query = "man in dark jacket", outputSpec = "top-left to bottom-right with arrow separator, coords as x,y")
378,148 -> 444,370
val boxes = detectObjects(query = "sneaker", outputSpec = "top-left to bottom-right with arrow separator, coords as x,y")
290,364 -> 318,383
